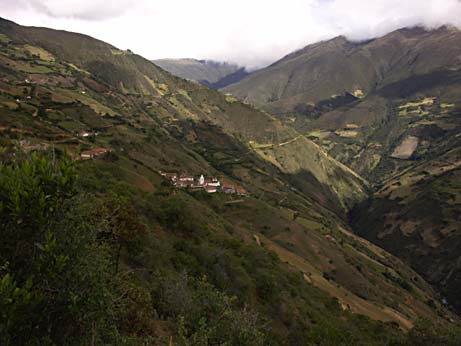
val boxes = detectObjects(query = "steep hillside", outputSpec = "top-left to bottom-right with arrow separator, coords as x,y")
296,31 -> 461,313
223,26 -> 461,181
351,143 -> 461,311
223,26 -> 461,118
0,18 -> 367,212
0,18 -> 458,344
153,58 -> 248,89
223,25 -> 461,313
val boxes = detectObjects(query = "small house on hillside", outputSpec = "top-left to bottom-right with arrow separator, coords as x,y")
190,183 -> 205,191
206,177 -> 220,187
236,187 -> 248,196
205,185 -> 217,193
78,130 -> 99,138
160,172 -> 178,182
179,175 -> 194,182
80,148 -> 110,159
174,180 -> 190,188
222,184 -> 235,194
78,131 -> 90,138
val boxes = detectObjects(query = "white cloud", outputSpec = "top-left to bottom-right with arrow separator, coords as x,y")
312,0 -> 461,40
2,0 -> 136,20
1,0 -> 461,68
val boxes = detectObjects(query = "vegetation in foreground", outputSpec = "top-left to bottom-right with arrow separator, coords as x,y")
1,153 -> 461,345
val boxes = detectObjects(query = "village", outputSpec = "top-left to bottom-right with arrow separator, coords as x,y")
160,171 -> 248,196
77,147 -> 248,196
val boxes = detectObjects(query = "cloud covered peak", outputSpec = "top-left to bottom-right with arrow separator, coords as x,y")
2,0 -> 461,68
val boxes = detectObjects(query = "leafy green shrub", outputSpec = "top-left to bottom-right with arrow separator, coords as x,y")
152,272 -> 267,346
147,194 -> 208,235
0,154 -> 152,345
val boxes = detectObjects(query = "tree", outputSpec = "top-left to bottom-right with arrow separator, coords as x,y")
0,153 -> 77,277
0,153 -> 122,345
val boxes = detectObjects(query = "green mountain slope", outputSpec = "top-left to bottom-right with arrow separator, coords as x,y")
300,33 -> 461,313
0,18 -> 368,212
0,18 -> 459,344
153,58 -> 248,89
223,26 -> 461,117
223,25 -> 461,313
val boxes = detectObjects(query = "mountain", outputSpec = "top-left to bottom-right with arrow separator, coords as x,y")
223,26 -> 461,312
153,58 -> 249,89
223,26 -> 461,117
1,18 -> 459,344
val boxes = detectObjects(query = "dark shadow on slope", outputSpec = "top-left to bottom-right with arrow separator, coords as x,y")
283,169 -> 350,218
170,119 -> 351,218
349,169 -> 461,313
211,68 -> 250,89
377,70 -> 461,98
294,93 -> 360,119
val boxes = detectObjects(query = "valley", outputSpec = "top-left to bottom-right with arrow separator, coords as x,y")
153,58 -> 249,89
221,26 -> 461,317
0,17 -> 460,345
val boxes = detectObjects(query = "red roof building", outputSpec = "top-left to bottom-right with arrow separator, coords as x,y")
179,175 -> 194,182
205,186 -> 217,193
189,184 -> 205,191
174,180 -> 190,188
222,184 -> 235,194
236,187 -> 248,196
205,178 -> 221,187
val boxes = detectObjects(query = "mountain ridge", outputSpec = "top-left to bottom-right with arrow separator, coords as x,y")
223,25 -> 461,112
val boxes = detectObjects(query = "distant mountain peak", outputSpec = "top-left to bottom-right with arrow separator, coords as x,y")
390,24 -> 461,38
330,35 -> 349,44
153,58 -> 248,89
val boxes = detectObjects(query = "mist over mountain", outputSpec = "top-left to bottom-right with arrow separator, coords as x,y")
153,58 -> 249,89
3,0 -> 461,69
224,26 -> 461,111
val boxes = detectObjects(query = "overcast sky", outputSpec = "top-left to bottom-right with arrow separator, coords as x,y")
2,0 -> 461,69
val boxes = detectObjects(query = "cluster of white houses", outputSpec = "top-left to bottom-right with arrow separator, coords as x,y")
160,172 -> 247,195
